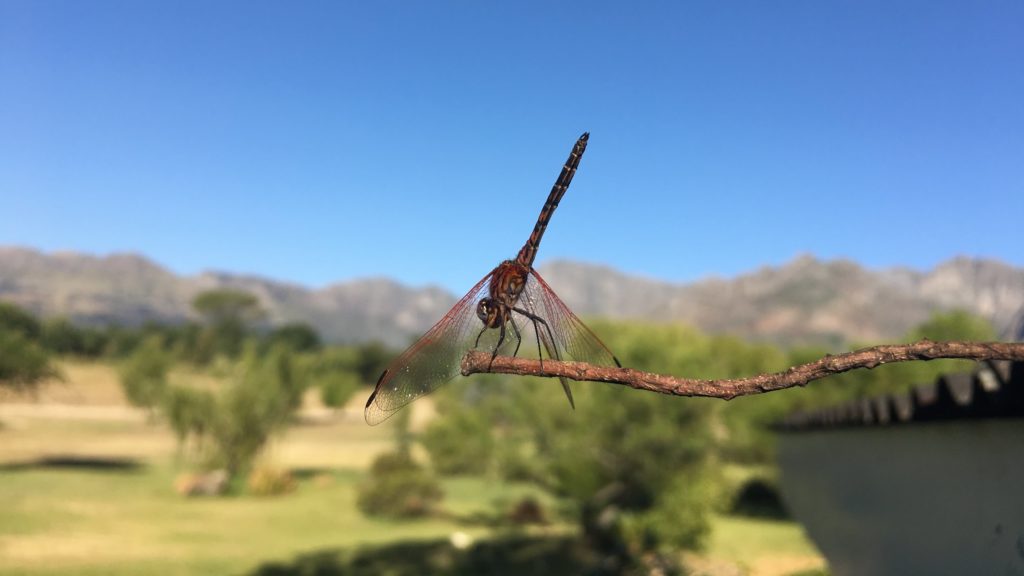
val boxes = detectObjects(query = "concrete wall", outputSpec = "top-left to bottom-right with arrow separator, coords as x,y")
778,420 -> 1024,576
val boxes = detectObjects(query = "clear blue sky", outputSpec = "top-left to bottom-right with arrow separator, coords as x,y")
2,1 -> 1021,293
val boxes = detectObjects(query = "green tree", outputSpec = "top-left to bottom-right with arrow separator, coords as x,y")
420,409 -> 493,475
354,342 -> 394,383
421,321 -> 717,562
40,317 -> 86,355
356,451 -> 444,518
211,346 -> 305,478
266,322 -> 321,353
318,370 -> 361,409
163,384 -> 217,452
118,336 -> 171,412
0,331 -> 59,391
910,308 -> 996,342
0,302 -> 57,392
191,289 -> 263,360
0,302 -> 42,340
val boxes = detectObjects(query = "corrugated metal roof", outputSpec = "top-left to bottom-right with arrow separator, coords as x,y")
778,361 -> 1024,431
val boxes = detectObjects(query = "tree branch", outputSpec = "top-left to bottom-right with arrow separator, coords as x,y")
460,340 -> 1024,400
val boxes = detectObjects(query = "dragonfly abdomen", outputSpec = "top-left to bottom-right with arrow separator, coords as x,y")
515,132 -> 589,268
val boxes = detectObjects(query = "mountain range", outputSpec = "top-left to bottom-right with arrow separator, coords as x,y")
2,246 -> 1022,348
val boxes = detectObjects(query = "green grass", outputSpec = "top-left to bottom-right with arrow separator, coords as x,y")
1,359 -> 825,576
0,459 -> 511,575
706,514 -> 825,576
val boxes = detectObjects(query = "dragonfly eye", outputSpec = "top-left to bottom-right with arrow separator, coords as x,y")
476,299 -> 492,322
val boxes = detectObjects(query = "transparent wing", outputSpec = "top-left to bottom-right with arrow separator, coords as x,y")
517,269 -> 621,407
519,269 -> 620,368
365,271 -> 511,425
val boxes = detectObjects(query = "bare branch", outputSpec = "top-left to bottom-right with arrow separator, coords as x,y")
460,340 -> 1024,400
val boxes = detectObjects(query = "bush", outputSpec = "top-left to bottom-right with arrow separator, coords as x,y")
163,384 -> 217,447
318,370 -> 360,409
357,451 -> 443,518
0,331 -> 58,391
421,409 -> 494,476
119,336 -> 171,411
620,471 -> 719,553
211,347 -> 305,477
248,465 -> 297,496
266,323 -> 321,353
0,301 -> 42,340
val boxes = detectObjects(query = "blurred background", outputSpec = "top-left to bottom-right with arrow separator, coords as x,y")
1,1 -> 1022,575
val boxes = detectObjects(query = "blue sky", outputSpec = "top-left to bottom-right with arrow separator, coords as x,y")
2,1 -> 1021,293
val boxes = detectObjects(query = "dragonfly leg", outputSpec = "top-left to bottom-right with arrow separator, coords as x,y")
513,307 -> 573,409
474,324 -> 488,349
509,318 -> 523,358
512,307 -> 562,368
488,320 -> 507,371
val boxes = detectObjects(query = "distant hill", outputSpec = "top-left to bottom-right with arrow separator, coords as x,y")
2,246 -> 1022,348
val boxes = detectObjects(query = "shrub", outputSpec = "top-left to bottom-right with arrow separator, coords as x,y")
118,336 -> 171,411
420,409 -> 493,476
318,370 -> 360,409
248,465 -> 297,496
0,331 -> 58,391
357,451 -> 443,518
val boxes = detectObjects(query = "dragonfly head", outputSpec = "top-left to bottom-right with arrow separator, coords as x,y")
476,297 -> 505,328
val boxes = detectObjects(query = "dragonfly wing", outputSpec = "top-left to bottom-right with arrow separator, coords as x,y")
518,269 -> 621,408
364,272 -> 495,425
521,269 -> 620,368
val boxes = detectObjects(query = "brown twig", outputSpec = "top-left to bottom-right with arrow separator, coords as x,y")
460,340 -> 1024,400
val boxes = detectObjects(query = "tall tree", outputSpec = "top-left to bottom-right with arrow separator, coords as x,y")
0,302 -> 57,392
191,289 -> 263,359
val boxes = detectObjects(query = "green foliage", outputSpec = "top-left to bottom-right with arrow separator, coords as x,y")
353,341 -> 394,383
0,301 -> 59,390
621,470 -> 719,552
719,309 -> 1000,465
266,322 -> 322,353
247,465 -> 297,496
910,308 -> 996,342
118,336 -> 172,410
318,370 -> 361,409
0,301 -> 42,340
421,409 -> 494,475
163,384 -> 217,446
0,330 -> 58,391
191,289 -> 263,324
40,317 -> 88,355
158,346 -> 308,481
191,289 -> 263,360
421,321 -> 719,554
211,347 -> 305,477
356,451 -> 444,518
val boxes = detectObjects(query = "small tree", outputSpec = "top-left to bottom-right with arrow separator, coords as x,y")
266,322 -> 322,353
163,384 -> 217,452
0,302 -> 58,392
0,331 -> 59,392
318,370 -> 361,410
210,347 -> 304,478
421,408 -> 494,476
40,317 -> 86,355
158,346 -> 308,487
0,301 -> 42,340
356,451 -> 444,518
118,336 -> 171,413
191,289 -> 263,360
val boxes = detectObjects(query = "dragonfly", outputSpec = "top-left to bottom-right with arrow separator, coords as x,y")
364,133 -> 621,425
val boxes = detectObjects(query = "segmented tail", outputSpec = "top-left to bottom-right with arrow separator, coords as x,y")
516,132 -> 589,268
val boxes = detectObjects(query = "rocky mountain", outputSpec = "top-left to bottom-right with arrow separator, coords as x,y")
538,255 -> 1024,346
2,246 -> 1022,348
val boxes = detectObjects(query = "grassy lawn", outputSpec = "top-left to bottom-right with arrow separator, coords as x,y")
0,359 -> 824,576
